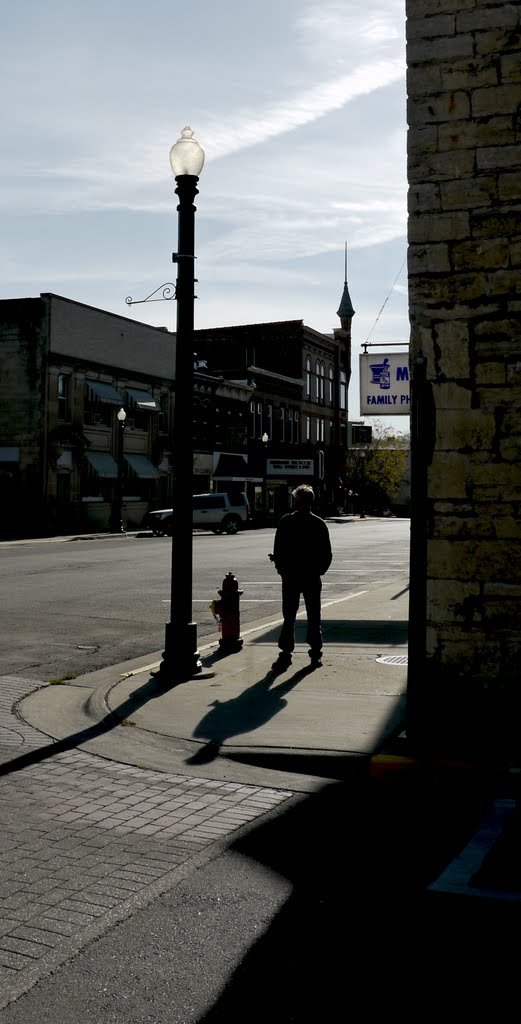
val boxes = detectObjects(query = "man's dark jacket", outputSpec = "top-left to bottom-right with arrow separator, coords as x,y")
273,510 -> 332,580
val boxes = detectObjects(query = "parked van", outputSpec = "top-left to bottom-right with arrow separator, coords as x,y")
146,492 -> 251,536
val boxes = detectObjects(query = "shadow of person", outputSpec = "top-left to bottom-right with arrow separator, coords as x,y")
186,664 -> 314,766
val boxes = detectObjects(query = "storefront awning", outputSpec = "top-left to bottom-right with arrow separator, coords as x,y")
0,447 -> 20,463
213,453 -> 253,481
125,387 -> 159,412
124,454 -> 160,479
86,380 -> 124,405
85,451 -> 119,478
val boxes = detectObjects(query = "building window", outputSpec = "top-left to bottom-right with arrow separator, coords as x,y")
319,418 -> 325,442
159,392 -> 170,434
265,404 -> 273,440
288,409 -> 294,444
292,409 -> 299,444
56,474 -> 70,505
57,374 -> 70,422
250,400 -> 258,438
328,368 -> 334,405
125,411 -> 147,431
340,371 -> 347,411
306,415 -> 311,441
319,363 -> 325,402
306,357 -> 311,398
315,360 -> 320,400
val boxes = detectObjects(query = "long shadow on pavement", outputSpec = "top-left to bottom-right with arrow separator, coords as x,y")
194,760 -> 509,1021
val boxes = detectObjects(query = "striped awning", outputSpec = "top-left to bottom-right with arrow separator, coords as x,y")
85,451 -> 119,478
85,380 -> 123,405
125,387 -> 159,412
124,454 -> 160,479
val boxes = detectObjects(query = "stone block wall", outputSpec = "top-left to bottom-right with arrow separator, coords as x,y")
406,0 -> 521,754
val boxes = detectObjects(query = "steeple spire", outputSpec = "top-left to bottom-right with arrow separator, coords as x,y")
337,241 -> 355,326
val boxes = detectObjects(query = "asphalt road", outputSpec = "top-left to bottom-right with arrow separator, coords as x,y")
0,519 -> 410,682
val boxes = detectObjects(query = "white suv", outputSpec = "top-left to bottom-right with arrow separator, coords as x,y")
146,492 -> 251,536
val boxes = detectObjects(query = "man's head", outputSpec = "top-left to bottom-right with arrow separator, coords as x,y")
292,484 -> 314,511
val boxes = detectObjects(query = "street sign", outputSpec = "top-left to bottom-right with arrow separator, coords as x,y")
351,424 -> 372,445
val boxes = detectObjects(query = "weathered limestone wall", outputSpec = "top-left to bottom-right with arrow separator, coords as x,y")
406,0 -> 521,753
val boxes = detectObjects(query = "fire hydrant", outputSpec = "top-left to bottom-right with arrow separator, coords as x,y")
210,572 -> 243,653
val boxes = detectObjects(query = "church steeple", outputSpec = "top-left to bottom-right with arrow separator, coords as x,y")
337,241 -> 355,330
334,242 -> 354,413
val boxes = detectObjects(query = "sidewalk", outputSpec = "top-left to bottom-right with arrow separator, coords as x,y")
17,580 -> 521,901
18,582 -> 409,790
1,579 -> 520,1011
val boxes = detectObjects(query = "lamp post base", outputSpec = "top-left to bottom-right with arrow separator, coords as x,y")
158,621 -> 211,686
109,519 -> 125,533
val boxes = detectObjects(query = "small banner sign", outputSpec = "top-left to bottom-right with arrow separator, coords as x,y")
267,458 -> 314,476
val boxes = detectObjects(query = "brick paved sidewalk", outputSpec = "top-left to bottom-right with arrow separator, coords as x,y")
0,676 -> 293,1009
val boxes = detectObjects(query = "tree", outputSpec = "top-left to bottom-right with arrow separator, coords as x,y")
347,425 -> 409,515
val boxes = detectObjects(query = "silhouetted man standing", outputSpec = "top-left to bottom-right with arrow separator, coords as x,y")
272,484 -> 332,669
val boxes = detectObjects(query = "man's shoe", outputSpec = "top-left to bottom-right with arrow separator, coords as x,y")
308,650 -> 323,667
272,652 -> 292,671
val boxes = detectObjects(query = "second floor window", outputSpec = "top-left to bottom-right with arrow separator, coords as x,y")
306,357 -> 311,398
340,371 -> 347,411
329,367 -> 334,405
293,410 -> 299,444
265,404 -> 273,440
250,400 -> 262,438
57,374 -> 70,422
159,393 -> 170,434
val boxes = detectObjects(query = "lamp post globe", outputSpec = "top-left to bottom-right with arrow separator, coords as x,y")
169,126 -> 205,178
159,126 -> 207,685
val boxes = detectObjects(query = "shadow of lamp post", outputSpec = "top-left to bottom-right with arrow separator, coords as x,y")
159,127 -> 206,685
110,407 -> 127,533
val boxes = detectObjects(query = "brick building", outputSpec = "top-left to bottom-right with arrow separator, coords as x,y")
0,294 -> 252,537
0,284 -> 354,536
194,302 -> 354,520
406,0 -> 521,754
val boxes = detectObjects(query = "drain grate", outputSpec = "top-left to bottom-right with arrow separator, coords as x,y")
376,654 -> 408,665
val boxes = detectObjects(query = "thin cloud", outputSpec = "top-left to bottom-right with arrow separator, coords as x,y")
203,59 -> 404,160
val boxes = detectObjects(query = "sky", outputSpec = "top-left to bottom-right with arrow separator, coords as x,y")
1,0 -> 409,432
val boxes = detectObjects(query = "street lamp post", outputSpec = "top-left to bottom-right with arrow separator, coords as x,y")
262,432 -> 269,525
110,407 -> 127,532
159,127 -> 205,684
359,451 -> 366,519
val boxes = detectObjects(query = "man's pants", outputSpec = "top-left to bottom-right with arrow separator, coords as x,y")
278,576 -> 323,655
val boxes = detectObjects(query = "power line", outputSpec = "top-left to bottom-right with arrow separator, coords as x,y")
364,257 -> 407,345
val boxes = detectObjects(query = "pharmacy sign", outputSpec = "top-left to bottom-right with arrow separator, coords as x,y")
359,352 -> 410,416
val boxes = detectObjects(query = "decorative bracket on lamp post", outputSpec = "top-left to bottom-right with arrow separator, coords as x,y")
125,283 -> 177,306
